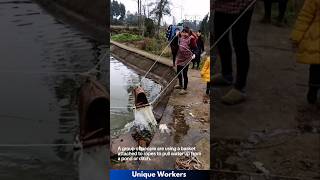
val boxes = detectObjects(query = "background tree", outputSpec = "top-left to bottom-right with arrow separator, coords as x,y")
111,0 -> 126,25
151,0 -> 171,35
144,18 -> 155,37
200,13 -> 209,37
126,13 -> 139,26
119,3 -> 126,21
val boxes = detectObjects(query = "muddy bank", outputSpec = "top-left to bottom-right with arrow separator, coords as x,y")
139,70 -> 210,170
34,0 -> 107,43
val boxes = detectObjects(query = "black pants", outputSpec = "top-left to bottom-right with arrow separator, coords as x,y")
309,64 -> 320,89
177,64 -> 189,90
264,0 -> 288,21
171,45 -> 178,66
214,9 -> 253,91
192,51 -> 201,68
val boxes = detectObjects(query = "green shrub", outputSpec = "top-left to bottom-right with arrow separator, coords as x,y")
144,38 -> 171,57
111,33 -> 143,42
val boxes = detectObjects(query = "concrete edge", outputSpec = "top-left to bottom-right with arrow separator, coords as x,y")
110,42 -> 176,116
110,40 -> 172,67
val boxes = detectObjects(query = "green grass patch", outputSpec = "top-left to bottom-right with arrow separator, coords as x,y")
111,33 -> 143,42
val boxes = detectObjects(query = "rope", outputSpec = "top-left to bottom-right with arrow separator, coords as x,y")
175,155 -> 203,170
140,34 -> 178,84
110,106 -> 134,109
0,51 -> 108,76
150,0 -> 257,105
209,0 -> 257,52
150,54 -> 194,105
0,52 -> 107,148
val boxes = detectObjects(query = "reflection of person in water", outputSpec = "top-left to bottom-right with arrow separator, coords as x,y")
291,0 -> 320,104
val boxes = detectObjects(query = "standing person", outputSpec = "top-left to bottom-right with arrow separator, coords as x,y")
291,0 -> 320,104
193,30 -> 205,69
261,0 -> 289,26
189,29 -> 198,68
166,25 -> 180,66
212,0 -> 255,105
174,28 -> 197,95
201,56 -> 211,95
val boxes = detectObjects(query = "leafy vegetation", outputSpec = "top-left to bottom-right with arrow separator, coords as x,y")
111,33 -> 143,42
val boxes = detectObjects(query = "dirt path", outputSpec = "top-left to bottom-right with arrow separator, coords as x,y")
140,69 -> 210,170
211,9 -> 320,180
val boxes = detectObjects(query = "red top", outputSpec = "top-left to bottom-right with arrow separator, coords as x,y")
176,36 -> 194,66
190,35 -> 197,50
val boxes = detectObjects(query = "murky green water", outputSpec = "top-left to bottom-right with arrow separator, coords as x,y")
110,56 -> 162,138
0,1 -> 107,179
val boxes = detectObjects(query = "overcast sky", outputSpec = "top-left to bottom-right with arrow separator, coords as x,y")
115,0 -> 210,24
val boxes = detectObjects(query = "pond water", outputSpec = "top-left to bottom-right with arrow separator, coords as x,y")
110,56 -> 162,138
0,1 -> 107,179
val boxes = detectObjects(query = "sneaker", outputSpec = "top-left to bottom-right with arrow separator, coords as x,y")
179,89 -> 187,95
221,88 -> 246,105
174,85 -> 182,89
212,74 -> 233,86
307,87 -> 318,104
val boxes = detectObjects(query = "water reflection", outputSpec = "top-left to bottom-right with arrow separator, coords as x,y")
110,56 -> 162,137
0,0 -> 107,179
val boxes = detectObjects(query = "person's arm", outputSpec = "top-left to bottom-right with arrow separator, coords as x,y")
291,0 -> 317,43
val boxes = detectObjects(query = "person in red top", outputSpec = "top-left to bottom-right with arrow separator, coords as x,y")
174,27 -> 197,95
212,0 -> 256,105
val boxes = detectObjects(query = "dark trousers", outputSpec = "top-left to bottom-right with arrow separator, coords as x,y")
192,51 -> 201,68
309,64 -> 320,89
264,0 -> 288,21
177,64 -> 189,90
171,45 -> 178,66
214,9 -> 253,91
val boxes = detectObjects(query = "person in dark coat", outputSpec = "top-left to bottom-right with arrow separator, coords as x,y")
166,25 -> 180,66
192,30 -> 205,69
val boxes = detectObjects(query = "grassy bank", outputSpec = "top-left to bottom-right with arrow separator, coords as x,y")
111,33 -> 171,57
